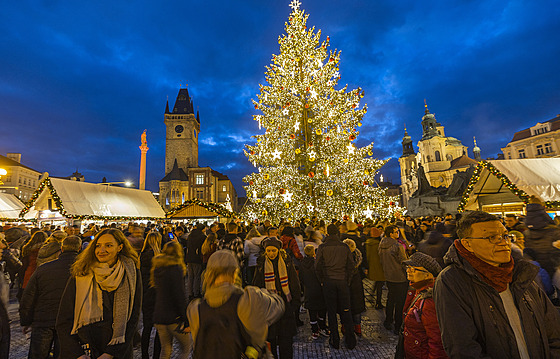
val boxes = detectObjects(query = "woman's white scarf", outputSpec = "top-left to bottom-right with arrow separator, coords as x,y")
71,256 -> 136,345
264,254 -> 292,302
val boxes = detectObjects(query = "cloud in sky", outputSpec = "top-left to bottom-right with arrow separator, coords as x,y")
0,0 -> 559,195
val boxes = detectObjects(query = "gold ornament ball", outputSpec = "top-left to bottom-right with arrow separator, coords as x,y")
295,148 -> 301,154
365,170 -> 369,175
368,150 -> 373,156
285,203 -> 290,208
309,156 -> 315,162
316,129 -> 322,135
344,158 -> 349,163
263,174 -> 270,180
326,189 -> 333,196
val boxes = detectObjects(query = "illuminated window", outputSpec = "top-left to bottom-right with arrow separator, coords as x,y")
196,174 -> 204,185
222,185 -> 227,192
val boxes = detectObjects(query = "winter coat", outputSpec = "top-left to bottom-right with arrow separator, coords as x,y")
36,241 -> 61,267
56,267 -> 142,359
21,246 -> 41,288
523,204 -> 560,278
417,232 -> 453,269
378,236 -> 408,283
298,256 -> 325,311
139,249 -> 156,322
402,282 -> 448,359
19,251 -> 77,328
348,249 -> 366,315
218,233 -> 244,264
187,281 -> 284,349
185,228 -> 206,264
341,232 -> 369,276
280,234 -> 303,260
253,251 -> 301,338
151,255 -> 188,325
315,234 -> 355,284
365,236 -> 385,282
244,236 -> 265,267
434,244 -> 560,359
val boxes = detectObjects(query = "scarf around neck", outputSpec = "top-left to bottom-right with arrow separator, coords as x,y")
264,254 -> 292,302
72,256 -> 136,345
455,239 -> 514,292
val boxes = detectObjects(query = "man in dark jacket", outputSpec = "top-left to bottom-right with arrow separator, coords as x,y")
185,223 -> 207,300
20,235 -> 81,359
315,224 -> 356,350
217,222 -> 244,264
434,211 -> 560,359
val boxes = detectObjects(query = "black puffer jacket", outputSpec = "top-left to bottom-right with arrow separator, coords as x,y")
19,251 -> 77,327
524,203 -> 560,278
434,244 -> 560,359
298,256 -> 325,311
417,231 -> 452,269
139,249 -> 156,322
185,228 -> 206,264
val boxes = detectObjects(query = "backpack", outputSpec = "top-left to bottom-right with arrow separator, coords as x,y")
194,292 -> 272,359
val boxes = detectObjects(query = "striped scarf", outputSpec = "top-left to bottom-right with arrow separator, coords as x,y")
264,254 -> 292,302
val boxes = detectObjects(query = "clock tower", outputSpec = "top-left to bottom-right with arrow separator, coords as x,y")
164,87 -> 200,174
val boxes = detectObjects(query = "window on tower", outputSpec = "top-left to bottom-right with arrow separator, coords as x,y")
196,190 -> 204,199
196,174 -> 204,185
435,151 -> 441,161
222,185 -> 227,192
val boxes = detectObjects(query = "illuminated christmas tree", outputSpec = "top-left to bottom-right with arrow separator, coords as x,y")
243,0 -> 399,222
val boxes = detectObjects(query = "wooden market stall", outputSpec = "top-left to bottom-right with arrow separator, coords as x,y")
166,198 -> 238,224
20,177 -> 165,225
458,158 -> 560,215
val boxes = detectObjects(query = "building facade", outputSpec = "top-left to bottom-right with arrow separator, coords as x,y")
501,115 -> 560,159
0,153 -> 41,202
159,88 -> 238,212
399,104 -> 478,206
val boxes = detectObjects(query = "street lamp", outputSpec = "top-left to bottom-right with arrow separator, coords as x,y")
97,181 -> 133,187
0,168 -> 6,185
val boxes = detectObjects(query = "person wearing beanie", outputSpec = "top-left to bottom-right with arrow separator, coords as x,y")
253,237 -> 301,358
315,223 -> 357,350
434,211 -> 560,359
188,250 -> 284,358
398,252 -> 447,359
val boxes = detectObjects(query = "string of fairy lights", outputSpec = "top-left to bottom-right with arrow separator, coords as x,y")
165,198 -> 238,219
242,0 -> 400,223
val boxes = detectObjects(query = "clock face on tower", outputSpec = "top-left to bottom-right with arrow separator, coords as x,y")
175,125 -> 184,133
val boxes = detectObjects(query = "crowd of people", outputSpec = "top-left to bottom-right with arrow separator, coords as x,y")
0,197 -> 560,358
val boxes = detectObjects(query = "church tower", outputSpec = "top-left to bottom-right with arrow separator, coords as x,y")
398,126 -> 417,207
164,87 -> 200,174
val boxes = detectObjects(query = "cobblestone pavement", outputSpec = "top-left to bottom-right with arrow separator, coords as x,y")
7,279 -> 397,358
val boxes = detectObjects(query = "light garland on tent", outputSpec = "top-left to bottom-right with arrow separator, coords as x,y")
166,198 -> 239,219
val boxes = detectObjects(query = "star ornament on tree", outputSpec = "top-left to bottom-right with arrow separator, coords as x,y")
289,0 -> 301,11
364,206 -> 374,219
271,149 -> 282,159
282,190 -> 293,202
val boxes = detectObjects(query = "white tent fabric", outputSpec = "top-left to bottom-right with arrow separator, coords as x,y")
463,158 -> 560,210
0,193 -> 25,219
31,178 -> 165,219
490,159 -> 560,202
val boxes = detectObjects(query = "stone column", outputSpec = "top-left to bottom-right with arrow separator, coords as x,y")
139,130 -> 149,190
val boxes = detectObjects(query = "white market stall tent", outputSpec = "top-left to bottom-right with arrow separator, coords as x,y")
0,193 -> 26,222
20,177 -> 166,222
458,158 -> 560,214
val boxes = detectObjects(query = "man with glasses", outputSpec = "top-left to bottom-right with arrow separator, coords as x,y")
434,211 -> 560,358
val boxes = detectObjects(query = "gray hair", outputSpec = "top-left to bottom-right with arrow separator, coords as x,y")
203,250 -> 239,292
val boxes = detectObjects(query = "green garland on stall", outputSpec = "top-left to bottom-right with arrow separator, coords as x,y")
166,198 -> 238,219
458,161 -> 560,212
19,177 -> 165,221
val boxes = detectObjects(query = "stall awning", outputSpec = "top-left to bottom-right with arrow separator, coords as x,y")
459,159 -> 560,211
166,198 -> 237,219
0,193 -> 25,220
21,177 -> 165,220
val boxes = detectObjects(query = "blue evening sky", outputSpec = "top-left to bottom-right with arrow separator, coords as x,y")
1,0 -> 559,195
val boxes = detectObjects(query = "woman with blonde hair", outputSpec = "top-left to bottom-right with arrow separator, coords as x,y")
151,240 -> 191,359
140,231 -> 162,359
243,227 -> 264,285
56,228 -> 141,359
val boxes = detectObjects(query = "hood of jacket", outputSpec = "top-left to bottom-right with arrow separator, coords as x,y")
379,236 -> 397,250
444,243 -> 538,291
37,241 -> 61,260
426,230 -> 445,245
525,203 -> 554,230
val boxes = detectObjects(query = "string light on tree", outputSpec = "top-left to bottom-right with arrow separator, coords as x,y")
242,1 -> 399,222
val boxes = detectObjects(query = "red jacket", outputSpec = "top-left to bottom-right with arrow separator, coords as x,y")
403,282 -> 448,359
280,235 -> 303,260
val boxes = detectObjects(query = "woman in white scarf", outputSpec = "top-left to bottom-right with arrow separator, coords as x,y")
56,228 -> 141,359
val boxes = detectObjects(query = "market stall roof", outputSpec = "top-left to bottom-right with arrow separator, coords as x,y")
20,177 -> 165,220
166,198 -> 237,219
0,193 -> 25,220
459,158 -> 560,211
